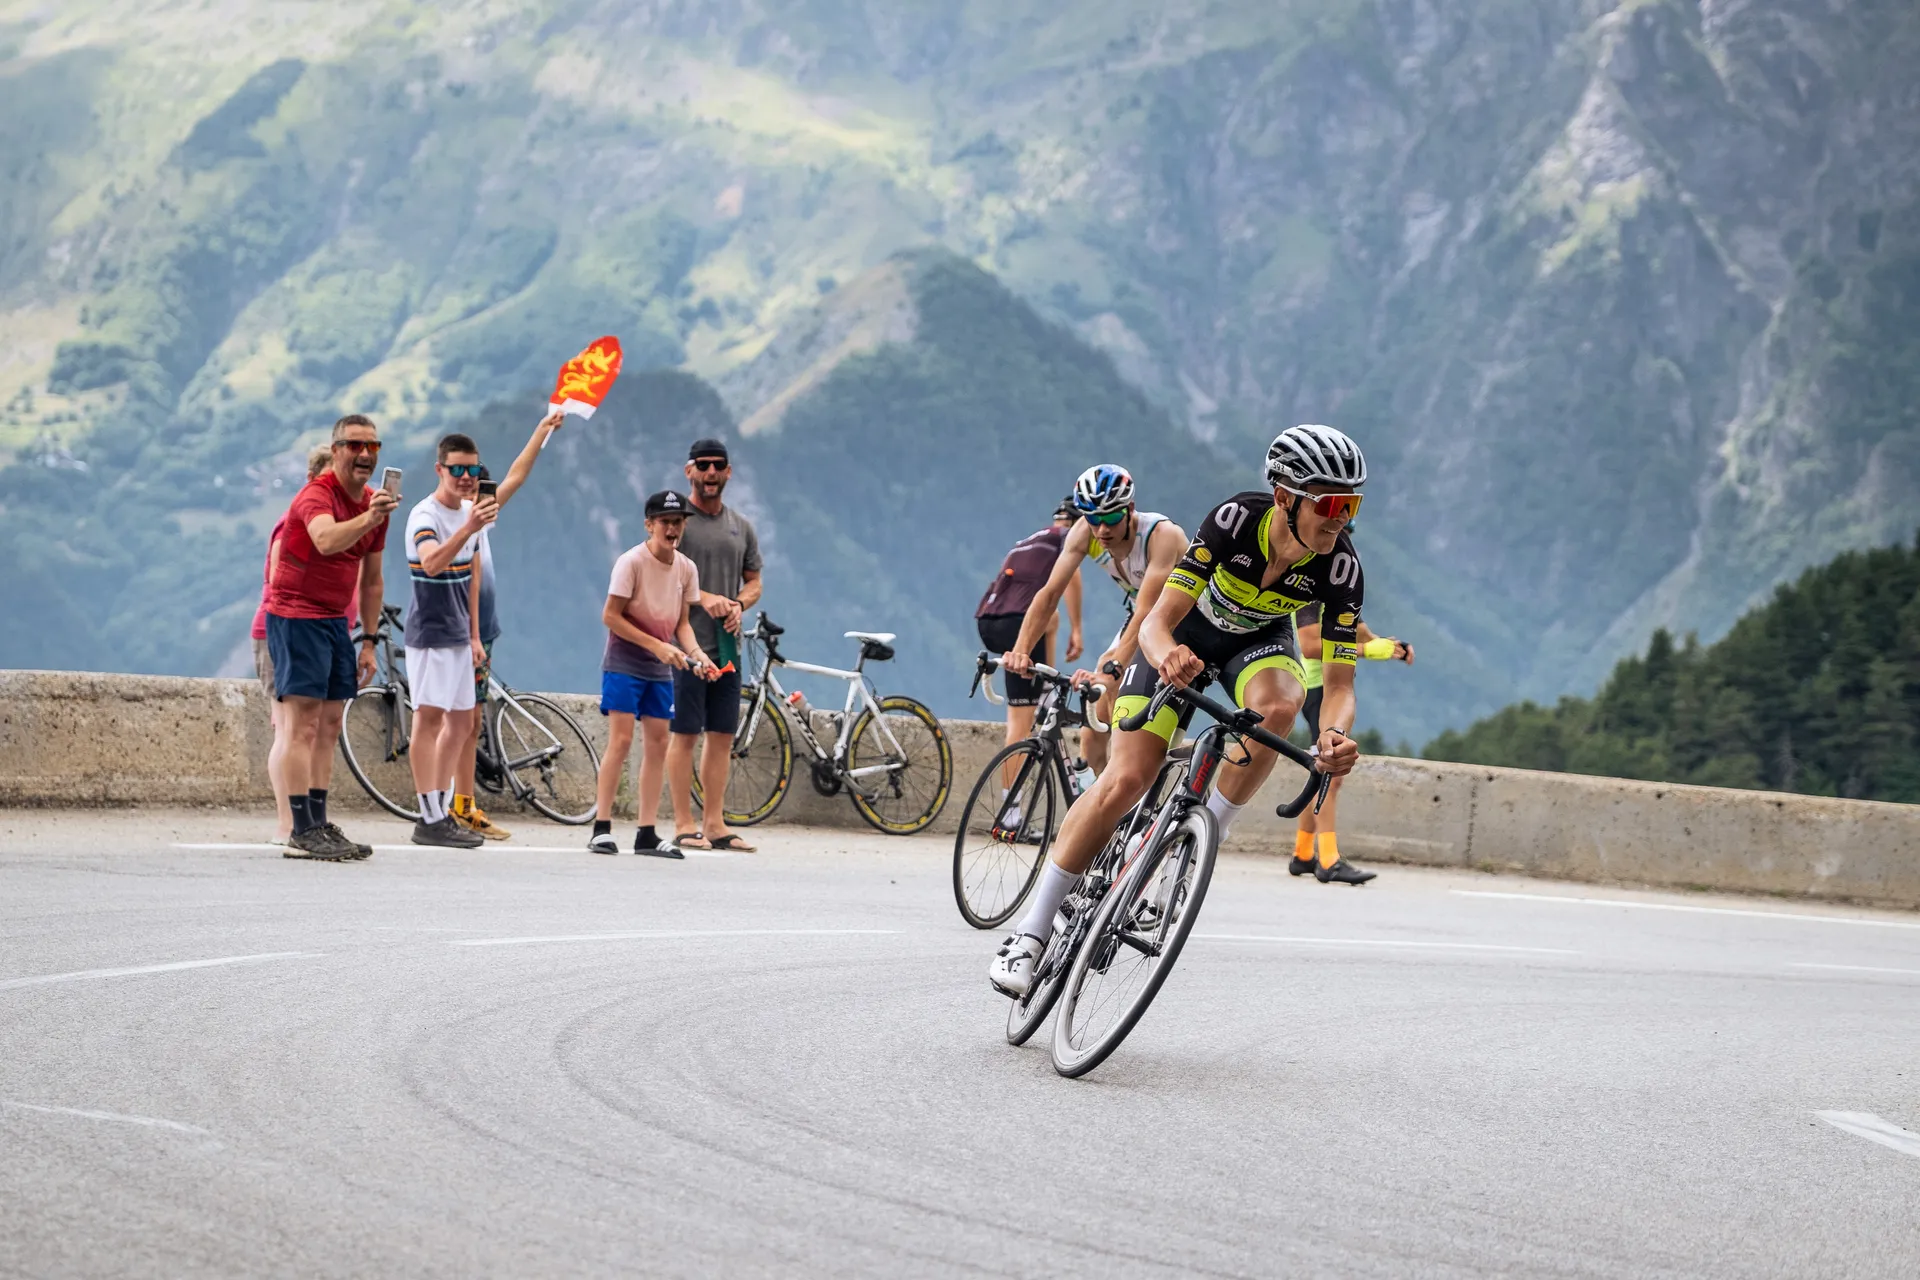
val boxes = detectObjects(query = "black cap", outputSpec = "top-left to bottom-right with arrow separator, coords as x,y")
1053,494 -> 1078,521
688,438 -> 729,463
645,490 -> 690,518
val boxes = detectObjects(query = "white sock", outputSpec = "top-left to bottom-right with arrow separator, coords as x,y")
1015,862 -> 1080,943
434,790 -> 452,822
1205,790 -> 1246,839
418,792 -> 439,822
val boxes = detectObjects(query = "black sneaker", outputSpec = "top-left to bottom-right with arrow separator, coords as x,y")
323,823 -> 373,860
1315,858 -> 1377,886
1288,855 -> 1318,877
636,832 -> 685,860
284,827 -> 351,861
413,816 -> 484,848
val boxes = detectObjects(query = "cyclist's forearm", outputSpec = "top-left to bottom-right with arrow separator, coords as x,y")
1317,676 -> 1356,737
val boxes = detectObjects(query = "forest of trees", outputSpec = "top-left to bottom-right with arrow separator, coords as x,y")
1422,535 -> 1920,803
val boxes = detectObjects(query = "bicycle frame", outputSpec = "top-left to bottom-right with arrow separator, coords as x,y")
480,676 -> 567,801
733,624 -> 914,793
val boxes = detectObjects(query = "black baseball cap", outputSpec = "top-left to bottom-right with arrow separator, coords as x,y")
688,438 -> 729,463
645,490 -> 690,518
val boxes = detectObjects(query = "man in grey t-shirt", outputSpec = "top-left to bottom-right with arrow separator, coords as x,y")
667,437 -> 764,851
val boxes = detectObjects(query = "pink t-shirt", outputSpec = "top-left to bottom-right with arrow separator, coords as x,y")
602,543 -> 699,679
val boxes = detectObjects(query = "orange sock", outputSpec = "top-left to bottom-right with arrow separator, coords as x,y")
1293,829 -> 1315,862
1318,831 -> 1340,868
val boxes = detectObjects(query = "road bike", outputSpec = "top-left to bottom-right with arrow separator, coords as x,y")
339,604 -> 600,824
690,613 -> 952,835
1003,671 -> 1329,1077
951,653 -> 1112,930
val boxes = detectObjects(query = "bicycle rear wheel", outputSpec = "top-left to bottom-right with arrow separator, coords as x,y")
845,695 -> 952,835
494,694 -> 599,824
339,683 -> 419,820
1051,806 -> 1219,1078
690,688 -> 793,827
954,740 -> 1059,929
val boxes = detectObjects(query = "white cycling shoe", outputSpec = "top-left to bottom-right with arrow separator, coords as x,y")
989,933 -> 1045,998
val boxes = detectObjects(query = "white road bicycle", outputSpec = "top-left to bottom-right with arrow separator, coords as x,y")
690,613 -> 953,834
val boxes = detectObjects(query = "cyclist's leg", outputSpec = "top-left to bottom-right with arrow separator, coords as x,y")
1203,633 -> 1306,839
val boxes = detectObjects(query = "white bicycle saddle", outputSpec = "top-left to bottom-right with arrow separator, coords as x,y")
844,631 -> 897,644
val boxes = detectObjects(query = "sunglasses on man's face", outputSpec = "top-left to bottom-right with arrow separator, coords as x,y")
690,458 -> 728,472
441,463 -> 483,478
1084,508 -> 1129,527
334,439 -> 381,456
1280,486 -> 1363,520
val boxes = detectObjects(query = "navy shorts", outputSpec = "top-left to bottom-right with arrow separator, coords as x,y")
601,670 -> 674,720
976,613 -> 1050,707
671,665 -> 741,736
266,613 -> 357,702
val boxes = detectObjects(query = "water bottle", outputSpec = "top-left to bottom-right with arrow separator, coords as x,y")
1069,757 -> 1096,798
785,689 -> 812,717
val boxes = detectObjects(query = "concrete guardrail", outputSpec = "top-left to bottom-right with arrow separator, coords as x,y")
3,669 -> 1917,909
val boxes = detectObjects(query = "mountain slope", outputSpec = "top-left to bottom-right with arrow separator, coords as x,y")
0,0 -> 1915,745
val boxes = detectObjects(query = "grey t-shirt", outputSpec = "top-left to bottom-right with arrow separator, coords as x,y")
677,504 -> 762,654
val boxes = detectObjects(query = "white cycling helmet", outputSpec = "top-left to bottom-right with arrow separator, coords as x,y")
1264,424 -> 1367,490
1072,464 -> 1135,516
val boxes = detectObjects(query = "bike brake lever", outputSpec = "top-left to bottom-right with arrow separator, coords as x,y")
1311,769 -> 1333,815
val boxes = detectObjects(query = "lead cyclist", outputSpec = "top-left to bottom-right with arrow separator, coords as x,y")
990,425 -> 1371,997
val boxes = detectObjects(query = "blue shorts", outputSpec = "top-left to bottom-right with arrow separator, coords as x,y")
266,613 -> 357,702
600,670 -> 674,721
671,666 -> 741,736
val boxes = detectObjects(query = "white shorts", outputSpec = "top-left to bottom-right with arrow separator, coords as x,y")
406,645 -> 476,712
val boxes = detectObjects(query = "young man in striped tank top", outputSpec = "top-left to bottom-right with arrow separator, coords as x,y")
1000,465 -> 1188,774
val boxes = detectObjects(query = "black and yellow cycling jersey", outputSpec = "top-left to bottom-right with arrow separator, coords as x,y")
1164,491 -> 1364,665
1113,492 -> 1365,742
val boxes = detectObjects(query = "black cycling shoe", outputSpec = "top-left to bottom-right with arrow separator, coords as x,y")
1288,855 -> 1318,877
1315,858 -> 1377,886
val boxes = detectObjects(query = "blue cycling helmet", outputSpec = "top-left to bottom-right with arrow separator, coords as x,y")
1072,464 -> 1135,516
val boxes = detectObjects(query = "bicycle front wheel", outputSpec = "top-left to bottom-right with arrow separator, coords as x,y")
690,688 -> 793,827
494,694 -> 600,824
339,683 -> 419,820
1052,806 -> 1219,1078
845,695 -> 952,835
953,740 -> 1059,929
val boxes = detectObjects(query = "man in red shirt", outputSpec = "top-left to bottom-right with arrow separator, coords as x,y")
265,414 -> 398,860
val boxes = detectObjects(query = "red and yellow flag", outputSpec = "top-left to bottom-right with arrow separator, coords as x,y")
549,336 -> 623,419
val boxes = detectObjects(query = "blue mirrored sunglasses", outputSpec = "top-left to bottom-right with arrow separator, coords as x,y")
1083,508 -> 1129,527
442,463 -> 483,478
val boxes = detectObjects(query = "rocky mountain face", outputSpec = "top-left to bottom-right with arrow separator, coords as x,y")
0,1 -> 1913,742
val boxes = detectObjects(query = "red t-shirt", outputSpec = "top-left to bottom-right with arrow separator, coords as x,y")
267,471 -> 388,621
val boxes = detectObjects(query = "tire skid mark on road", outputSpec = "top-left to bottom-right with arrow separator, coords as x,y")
1454,890 -> 1920,931
450,929 -> 900,947
564,961 -> 1247,1277
1198,934 -> 1578,955
0,1098 -> 210,1136
0,952 -> 320,991
1816,1111 -> 1920,1161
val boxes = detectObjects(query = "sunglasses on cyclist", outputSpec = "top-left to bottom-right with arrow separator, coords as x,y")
333,439 -> 381,456
1083,508 -> 1129,527
441,463 -> 483,478
690,458 -> 728,472
1279,486 -> 1363,520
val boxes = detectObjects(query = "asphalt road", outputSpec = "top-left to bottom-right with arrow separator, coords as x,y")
3,807 -> 1918,1278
